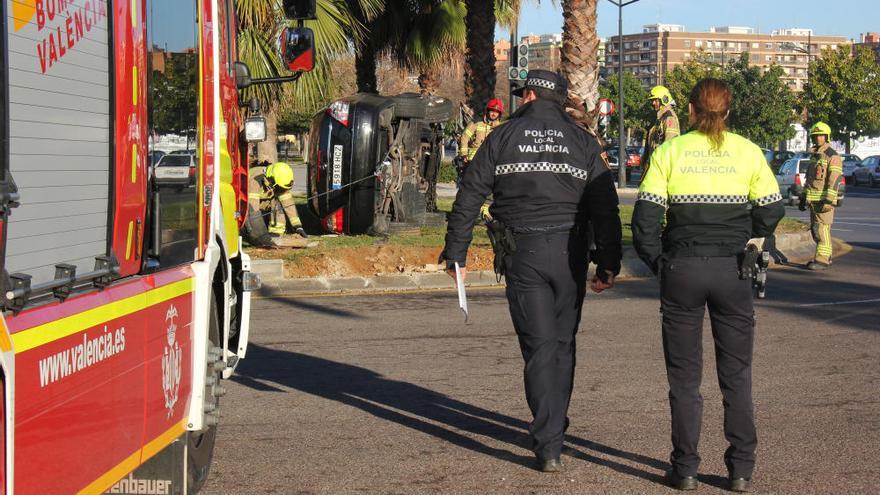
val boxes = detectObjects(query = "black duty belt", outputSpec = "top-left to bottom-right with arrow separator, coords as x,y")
510,223 -> 578,235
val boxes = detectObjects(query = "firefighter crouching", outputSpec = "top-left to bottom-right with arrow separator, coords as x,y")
632,78 -> 784,492
243,161 -> 314,249
442,70 -> 622,473
642,85 -> 681,178
799,121 -> 843,270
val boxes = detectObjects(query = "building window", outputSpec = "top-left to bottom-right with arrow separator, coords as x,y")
650,40 -> 657,47
765,42 -> 773,49
752,42 -> 759,49
624,42 -> 631,49
766,55 -> 773,61
695,40 -> 703,47
684,40 -> 691,48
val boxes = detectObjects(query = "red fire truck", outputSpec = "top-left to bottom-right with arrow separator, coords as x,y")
0,0 -> 314,492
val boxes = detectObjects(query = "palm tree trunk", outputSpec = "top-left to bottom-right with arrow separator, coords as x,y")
561,0 -> 600,131
464,0 -> 496,121
259,108 -> 279,164
418,67 -> 441,95
355,38 -> 379,93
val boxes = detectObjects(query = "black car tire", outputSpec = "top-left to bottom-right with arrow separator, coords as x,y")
423,97 -> 453,123
391,93 -> 427,119
787,187 -> 797,206
871,175 -> 877,188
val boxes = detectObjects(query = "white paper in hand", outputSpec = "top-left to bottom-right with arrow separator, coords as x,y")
454,262 -> 469,324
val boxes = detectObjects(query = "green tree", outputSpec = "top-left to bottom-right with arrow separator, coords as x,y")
723,53 -> 797,147
598,71 -> 651,140
236,0 -> 382,161
801,45 -> 880,152
664,50 -> 720,127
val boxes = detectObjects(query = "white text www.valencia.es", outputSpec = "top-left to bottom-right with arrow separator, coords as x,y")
38,326 -> 126,388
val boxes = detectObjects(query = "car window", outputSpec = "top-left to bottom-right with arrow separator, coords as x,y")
158,155 -> 192,167
797,160 -> 810,173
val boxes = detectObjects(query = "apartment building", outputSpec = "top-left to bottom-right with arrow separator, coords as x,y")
854,32 -> 880,63
494,34 -> 606,74
606,24 -> 850,90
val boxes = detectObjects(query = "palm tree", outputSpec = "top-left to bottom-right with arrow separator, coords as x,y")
463,0 -> 496,119
559,0 -> 600,130
236,0 -> 382,161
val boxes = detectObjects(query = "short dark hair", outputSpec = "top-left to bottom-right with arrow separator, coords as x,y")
527,87 -> 566,105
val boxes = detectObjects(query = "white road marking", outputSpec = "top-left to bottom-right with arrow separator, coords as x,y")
798,298 -> 880,307
834,221 -> 880,227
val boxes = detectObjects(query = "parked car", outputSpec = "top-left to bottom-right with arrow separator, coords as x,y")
852,155 -> 880,187
149,149 -> 166,166
763,149 -> 795,173
170,148 -> 197,155
840,153 -> 862,183
774,158 -> 810,205
154,153 -> 197,187
307,92 -> 453,234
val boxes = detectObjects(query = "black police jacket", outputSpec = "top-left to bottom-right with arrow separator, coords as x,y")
442,99 -> 623,275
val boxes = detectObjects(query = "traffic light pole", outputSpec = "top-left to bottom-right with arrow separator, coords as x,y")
607,0 -> 641,189
509,18 -> 518,114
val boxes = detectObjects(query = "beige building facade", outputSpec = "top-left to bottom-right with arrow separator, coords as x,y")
606,24 -> 850,90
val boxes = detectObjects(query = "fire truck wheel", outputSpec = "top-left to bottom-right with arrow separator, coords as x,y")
187,293 -> 221,493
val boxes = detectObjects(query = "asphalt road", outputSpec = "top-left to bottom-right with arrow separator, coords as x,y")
204,235 -> 879,492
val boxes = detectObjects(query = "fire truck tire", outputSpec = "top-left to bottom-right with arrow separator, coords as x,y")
187,293 -> 221,493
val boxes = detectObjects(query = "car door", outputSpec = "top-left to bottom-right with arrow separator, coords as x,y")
855,157 -> 872,183
775,159 -> 794,189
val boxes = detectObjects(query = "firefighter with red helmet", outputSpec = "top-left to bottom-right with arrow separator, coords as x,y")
459,98 -> 505,163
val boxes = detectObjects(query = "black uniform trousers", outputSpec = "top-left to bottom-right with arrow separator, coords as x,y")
660,256 -> 757,479
503,229 -> 588,460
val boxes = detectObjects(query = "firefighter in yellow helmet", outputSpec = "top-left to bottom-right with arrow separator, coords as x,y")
642,85 -> 681,178
799,122 -> 843,270
243,161 -> 310,248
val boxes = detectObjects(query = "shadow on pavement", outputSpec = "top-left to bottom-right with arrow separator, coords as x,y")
255,291 -> 368,320
232,344 -> 668,484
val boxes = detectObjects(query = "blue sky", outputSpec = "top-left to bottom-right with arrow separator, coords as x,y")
498,0 -> 875,41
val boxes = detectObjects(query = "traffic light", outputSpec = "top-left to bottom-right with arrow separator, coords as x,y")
508,42 -> 530,81
518,43 -> 530,70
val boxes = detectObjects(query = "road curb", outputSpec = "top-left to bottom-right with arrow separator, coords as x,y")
251,232 -> 820,297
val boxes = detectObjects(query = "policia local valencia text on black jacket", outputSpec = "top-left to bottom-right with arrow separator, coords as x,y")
441,91 -> 622,470
442,99 -> 622,274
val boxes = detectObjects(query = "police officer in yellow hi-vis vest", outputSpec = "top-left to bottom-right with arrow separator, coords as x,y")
799,122 -> 843,270
243,161 -> 310,248
633,79 -> 784,493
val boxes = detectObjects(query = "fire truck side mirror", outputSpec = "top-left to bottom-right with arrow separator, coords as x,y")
244,116 -> 268,143
234,62 -> 252,90
278,27 -> 315,73
282,0 -> 317,20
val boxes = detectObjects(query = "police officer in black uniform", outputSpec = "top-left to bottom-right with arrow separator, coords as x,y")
633,78 -> 784,492
441,70 -> 623,472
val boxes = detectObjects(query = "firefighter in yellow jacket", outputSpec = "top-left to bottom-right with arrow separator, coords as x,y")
459,98 -> 505,162
799,122 -> 843,270
642,85 -> 681,177
244,161 -> 310,248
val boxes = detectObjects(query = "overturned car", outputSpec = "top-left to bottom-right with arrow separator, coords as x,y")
307,93 -> 453,235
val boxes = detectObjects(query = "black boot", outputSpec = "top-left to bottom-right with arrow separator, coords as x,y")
665,470 -> 698,490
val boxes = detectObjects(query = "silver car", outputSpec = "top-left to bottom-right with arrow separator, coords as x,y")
774,158 -> 809,205
852,155 -> 880,187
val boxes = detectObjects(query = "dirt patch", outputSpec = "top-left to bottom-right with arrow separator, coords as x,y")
251,244 -> 496,278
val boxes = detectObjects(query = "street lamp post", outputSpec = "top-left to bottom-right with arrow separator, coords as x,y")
607,0 -> 641,188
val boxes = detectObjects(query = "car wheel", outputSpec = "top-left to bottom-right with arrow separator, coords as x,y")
391,93 -> 427,119
871,175 -> 877,188
787,188 -> 797,206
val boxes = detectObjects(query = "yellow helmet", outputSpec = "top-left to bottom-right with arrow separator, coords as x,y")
266,162 -> 294,189
810,121 -> 832,136
648,85 -> 674,106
